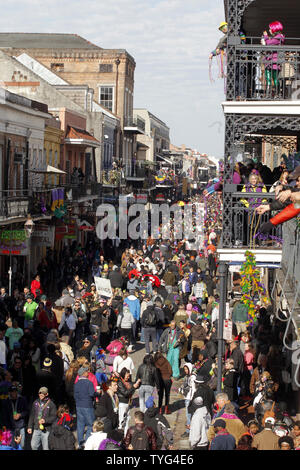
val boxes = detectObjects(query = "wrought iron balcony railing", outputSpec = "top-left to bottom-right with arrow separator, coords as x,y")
228,37 -> 300,101
124,115 -> 146,133
221,190 -> 282,249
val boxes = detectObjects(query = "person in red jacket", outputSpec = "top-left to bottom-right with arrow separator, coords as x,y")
38,301 -> 58,330
31,275 -> 43,299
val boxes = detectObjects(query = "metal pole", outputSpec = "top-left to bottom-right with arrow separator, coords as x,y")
217,261 -> 228,394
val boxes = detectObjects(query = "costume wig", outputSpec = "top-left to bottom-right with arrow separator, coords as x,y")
269,21 -> 283,34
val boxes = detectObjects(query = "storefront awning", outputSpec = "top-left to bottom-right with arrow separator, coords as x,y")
156,154 -> 173,165
64,126 -> 101,148
28,165 -> 66,174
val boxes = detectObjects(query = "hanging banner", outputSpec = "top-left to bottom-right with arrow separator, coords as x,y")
94,276 -> 113,298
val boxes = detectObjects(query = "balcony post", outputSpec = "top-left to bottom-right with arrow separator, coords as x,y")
217,261 -> 229,393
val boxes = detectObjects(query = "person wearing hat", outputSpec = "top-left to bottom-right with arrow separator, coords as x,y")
188,374 -> 215,419
58,306 -> 76,346
144,396 -> 174,450
36,357 -> 58,404
209,22 -> 228,60
27,386 -> 57,450
189,396 -> 211,450
251,416 -> 280,450
209,418 -> 236,450
74,365 -> 96,448
207,394 -> 246,445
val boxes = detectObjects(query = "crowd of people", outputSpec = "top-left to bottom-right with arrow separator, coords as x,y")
0,155 -> 299,451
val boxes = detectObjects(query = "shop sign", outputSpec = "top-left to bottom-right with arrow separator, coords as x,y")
55,221 -> 77,240
0,229 -> 28,256
135,194 -> 147,204
155,193 -> 165,202
32,225 -> 55,247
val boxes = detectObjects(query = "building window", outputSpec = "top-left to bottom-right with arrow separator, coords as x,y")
99,86 -> 114,111
51,63 -> 64,72
99,64 -> 113,73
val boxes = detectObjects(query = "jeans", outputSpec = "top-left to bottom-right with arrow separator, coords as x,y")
140,327 -> 145,343
76,407 -> 95,446
144,327 -> 158,354
139,385 -> 154,413
156,328 -> 164,344
31,429 -> 50,450
185,399 -> 191,428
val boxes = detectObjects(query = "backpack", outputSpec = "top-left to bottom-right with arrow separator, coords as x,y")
144,308 -> 157,327
131,426 -> 150,450
262,401 -> 276,426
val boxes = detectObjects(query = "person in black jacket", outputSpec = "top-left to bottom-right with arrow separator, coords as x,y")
108,267 -> 124,289
117,368 -> 141,434
144,396 -> 174,450
95,378 -> 119,433
2,384 -> 29,448
36,357 -> 58,404
135,355 -> 160,413
27,386 -> 57,450
188,374 -> 215,418
48,405 -> 76,450
223,359 -> 239,403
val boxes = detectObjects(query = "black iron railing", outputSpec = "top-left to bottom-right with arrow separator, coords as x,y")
228,38 -> 300,101
124,115 -> 146,132
221,190 -> 282,249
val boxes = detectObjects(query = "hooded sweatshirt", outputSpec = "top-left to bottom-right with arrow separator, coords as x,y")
124,295 -> 140,321
181,363 -> 197,401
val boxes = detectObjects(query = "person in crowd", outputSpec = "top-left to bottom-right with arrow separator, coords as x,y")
179,363 -> 197,438
48,404 -> 76,450
116,304 -> 135,348
189,396 -> 211,450
117,367 -> 141,435
158,320 -> 183,379
135,354 -> 159,413
251,417 -> 280,450
153,351 -> 173,415
84,418 -> 107,450
124,410 -> 157,450
113,347 -> 135,376
27,386 -> 57,450
209,418 -> 236,450
144,396 -> 174,450
74,365 -> 96,448
95,377 -> 119,433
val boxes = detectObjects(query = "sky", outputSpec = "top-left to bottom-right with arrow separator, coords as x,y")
0,0 -> 226,158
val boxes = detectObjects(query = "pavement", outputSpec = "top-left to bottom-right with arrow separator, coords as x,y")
128,341 -> 191,450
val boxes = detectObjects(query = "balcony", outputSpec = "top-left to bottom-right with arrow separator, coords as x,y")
101,169 -> 123,187
124,115 -> 146,134
0,189 -> 54,222
228,38 -> 300,102
218,190 -> 283,264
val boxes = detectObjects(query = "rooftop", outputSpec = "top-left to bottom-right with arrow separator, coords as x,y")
0,33 -> 102,50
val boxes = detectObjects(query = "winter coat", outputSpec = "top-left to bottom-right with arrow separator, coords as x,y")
154,356 -> 172,382
124,423 -> 157,450
180,363 -> 196,401
95,392 -> 118,429
117,379 -> 135,404
210,430 -> 236,450
251,428 -> 280,450
28,398 -> 57,431
223,368 -> 239,402
190,324 -> 206,342
117,308 -> 135,330
158,327 -> 183,354
124,295 -> 140,321
207,409 -> 246,444
173,309 -> 187,327
144,407 -> 173,449
74,377 -> 95,408
108,270 -> 124,288
189,405 -> 211,448
48,423 -> 76,450
163,271 -> 176,286
188,383 -> 215,417
135,363 -> 160,388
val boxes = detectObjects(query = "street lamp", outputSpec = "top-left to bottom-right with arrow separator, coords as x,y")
24,215 -> 35,286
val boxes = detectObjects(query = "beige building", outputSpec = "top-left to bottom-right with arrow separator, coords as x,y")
0,33 -> 140,174
133,109 -> 170,163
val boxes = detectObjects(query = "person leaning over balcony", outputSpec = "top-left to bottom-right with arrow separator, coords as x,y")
256,168 -> 300,233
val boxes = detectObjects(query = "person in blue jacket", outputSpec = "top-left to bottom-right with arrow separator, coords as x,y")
209,419 -> 236,450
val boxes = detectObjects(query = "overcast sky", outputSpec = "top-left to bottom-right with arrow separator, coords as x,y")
0,0 -> 226,158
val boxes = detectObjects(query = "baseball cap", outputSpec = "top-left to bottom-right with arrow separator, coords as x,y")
39,387 -> 48,394
214,419 -> 226,428
145,396 -> 155,409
